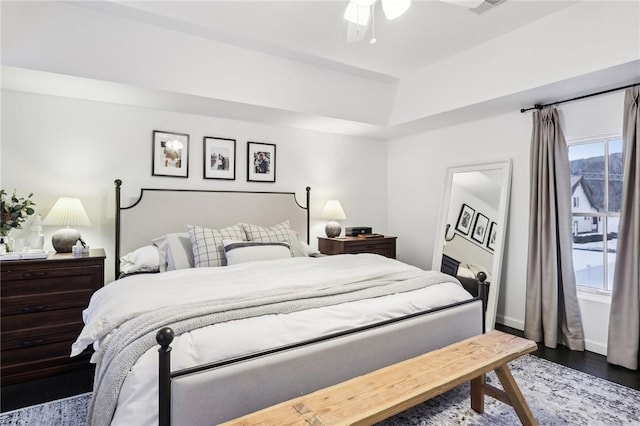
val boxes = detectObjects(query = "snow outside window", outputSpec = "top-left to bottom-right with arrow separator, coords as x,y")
568,137 -> 622,293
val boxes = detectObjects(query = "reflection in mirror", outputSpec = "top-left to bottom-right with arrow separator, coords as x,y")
432,160 -> 512,331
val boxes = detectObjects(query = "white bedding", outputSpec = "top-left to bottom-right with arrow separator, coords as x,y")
73,254 -> 473,426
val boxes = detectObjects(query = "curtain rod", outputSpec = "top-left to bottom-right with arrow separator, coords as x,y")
520,81 -> 640,113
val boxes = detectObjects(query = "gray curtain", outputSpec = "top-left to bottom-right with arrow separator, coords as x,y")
525,107 -> 585,351
607,86 -> 640,370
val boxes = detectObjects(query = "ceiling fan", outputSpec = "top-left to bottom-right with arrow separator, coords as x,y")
344,0 -> 505,44
344,0 -> 411,44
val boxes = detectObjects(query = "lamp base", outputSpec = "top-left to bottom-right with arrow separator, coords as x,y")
51,228 -> 81,253
325,221 -> 342,238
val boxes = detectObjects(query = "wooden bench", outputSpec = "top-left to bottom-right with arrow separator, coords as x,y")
220,330 -> 538,426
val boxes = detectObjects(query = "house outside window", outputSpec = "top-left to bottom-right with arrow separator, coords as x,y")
568,136 -> 622,293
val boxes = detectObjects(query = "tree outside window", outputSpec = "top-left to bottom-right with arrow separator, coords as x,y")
568,137 -> 622,292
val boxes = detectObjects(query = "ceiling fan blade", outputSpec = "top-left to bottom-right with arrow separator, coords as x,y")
381,0 -> 412,20
347,21 -> 369,43
344,0 -> 371,26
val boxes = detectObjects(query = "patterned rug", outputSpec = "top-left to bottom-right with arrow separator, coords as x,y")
1,355 -> 638,425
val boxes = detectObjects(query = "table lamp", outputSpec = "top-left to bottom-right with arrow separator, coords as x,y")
321,200 -> 347,238
43,197 -> 91,253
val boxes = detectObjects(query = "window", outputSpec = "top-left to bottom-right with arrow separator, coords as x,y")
568,137 -> 622,293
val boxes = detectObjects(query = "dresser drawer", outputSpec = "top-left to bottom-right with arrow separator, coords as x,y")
1,321 -> 83,349
343,240 -> 392,252
1,265 -> 102,297
1,346 -> 92,385
2,308 -> 84,333
318,236 -> 397,259
1,290 -> 93,316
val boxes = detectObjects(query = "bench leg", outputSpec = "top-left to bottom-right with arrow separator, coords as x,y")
470,374 -> 485,413
494,365 -> 537,426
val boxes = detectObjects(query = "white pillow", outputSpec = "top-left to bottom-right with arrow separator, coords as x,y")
223,239 -> 292,265
152,232 -> 194,271
119,245 -> 160,275
188,224 -> 246,267
241,221 -> 307,257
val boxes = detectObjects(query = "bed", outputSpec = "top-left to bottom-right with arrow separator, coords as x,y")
71,180 -> 484,426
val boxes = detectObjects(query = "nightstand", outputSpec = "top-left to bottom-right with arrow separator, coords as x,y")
317,236 -> 397,259
0,249 -> 105,385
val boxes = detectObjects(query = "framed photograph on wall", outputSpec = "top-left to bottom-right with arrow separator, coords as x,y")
247,141 -> 276,182
487,221 -> 497,251
152,130 -> 189,178
455,203 -> 475,235
203,137 -> 236,180
472,212 -> 490,244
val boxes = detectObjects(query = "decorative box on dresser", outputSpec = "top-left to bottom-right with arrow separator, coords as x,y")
317,236 -> 397,259
1,249 -> 105,385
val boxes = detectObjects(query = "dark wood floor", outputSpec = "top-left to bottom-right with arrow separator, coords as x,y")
496,324 -> 640,391
1,325 -> 638,413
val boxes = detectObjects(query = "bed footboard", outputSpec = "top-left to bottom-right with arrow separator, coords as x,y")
156,299 -> 483,426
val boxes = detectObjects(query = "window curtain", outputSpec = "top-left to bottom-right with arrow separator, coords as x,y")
607,86 -> 640,370
525,107 -> 585,351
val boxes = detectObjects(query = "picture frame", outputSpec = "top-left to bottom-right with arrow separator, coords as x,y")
152,130 -> 189,178
203,137 -> 236,180
247,142 -> 276,183
472,212 -> 490,244
455,203 -> 475,235
487,221 -> 497,251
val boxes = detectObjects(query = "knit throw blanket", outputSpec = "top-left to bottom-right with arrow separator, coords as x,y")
88,264 -> 455,426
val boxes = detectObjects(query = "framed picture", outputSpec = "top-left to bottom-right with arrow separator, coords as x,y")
152,130 -> 189,178
487,221 -> 497,251
455,203 -> 475,235
472,212 -> 490,244
247,142 -> 276,183
203,137 -> 236,180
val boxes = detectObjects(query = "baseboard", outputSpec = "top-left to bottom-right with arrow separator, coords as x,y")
584,339 -> 607,356
496,314 -> 524,331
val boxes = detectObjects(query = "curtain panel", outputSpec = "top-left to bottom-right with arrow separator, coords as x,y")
525,107 -> 585,351
607,86 -> 640,370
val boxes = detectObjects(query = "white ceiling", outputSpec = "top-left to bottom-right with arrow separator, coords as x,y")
80,0 -> 578,82
3,1 -> 637,139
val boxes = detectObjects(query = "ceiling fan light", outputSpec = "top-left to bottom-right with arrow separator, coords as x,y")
344,1 -> 371,26
381,0 -> 411,20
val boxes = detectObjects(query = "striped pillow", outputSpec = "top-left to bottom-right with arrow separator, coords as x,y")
188,224 -> 246,267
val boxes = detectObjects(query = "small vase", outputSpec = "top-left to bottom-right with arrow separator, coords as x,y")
0,230 -> 13,253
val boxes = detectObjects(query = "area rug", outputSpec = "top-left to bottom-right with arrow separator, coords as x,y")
1,355 -> 638,425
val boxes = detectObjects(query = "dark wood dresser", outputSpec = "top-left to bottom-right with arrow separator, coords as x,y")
317,236 -> 397,259
1,249 -> 105,385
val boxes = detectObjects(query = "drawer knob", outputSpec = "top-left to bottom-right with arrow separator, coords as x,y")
21,338 -> 47,347
22,305 -> 48,313
22,271 -> 48,278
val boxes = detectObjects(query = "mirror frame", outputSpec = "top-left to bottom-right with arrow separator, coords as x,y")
431,159 -> 512,331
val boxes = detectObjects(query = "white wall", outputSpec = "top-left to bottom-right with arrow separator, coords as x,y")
0,90 -> 389,282
387,91 -> 625,354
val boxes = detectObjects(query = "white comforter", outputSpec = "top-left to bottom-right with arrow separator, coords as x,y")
73,254 -> 472,426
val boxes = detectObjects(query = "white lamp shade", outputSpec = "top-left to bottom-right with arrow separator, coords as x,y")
381,0 -> 411,20
344,1 -> 371,26
321,200 -> 347,220
43,197 -> 91,227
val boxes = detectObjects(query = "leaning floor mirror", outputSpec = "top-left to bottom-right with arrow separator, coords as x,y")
431,159 -> 512,331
